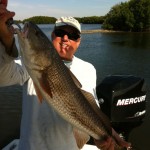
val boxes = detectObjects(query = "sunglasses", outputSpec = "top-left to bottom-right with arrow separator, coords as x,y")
54,29 -> 80,41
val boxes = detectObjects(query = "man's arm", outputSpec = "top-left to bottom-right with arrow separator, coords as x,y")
0,39 -> 29,86
0,2 -> 29,86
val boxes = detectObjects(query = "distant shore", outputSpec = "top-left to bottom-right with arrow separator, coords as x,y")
81,29 -> 150,34
81,29 -> 122,34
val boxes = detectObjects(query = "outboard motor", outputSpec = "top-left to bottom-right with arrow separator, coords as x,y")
96,75 -> 147,140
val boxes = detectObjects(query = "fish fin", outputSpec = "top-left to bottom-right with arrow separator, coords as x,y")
81,89 -> 112,134
33,82 -> 44,103
73,128 -> 90,149
39,72 -> 53,98
67,68 -> 82,88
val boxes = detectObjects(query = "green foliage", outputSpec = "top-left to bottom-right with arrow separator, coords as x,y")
75,16 -> 105,24
102,2 -> 135,31
102,0 -> 150,32
22,16 -> 57,24
17,16 -> 105,25
129,0 -> 150,31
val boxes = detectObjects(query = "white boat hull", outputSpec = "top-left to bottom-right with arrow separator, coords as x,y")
2,139 -> 99,150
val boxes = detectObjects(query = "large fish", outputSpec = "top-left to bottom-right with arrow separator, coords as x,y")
16,22 -> 127,150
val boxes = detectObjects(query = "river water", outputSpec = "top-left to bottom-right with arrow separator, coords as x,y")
0,24 -> 150,149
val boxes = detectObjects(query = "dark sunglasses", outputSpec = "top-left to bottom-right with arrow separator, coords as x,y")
54,29 -> 80,41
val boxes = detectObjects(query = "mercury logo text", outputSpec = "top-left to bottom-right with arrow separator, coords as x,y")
116,95 -> 146,106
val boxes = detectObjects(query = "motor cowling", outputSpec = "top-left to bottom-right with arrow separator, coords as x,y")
96,75 -> 147,139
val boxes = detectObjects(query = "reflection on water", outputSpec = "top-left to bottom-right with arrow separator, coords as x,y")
111,32 -> 150,49
0,24 -> 150,149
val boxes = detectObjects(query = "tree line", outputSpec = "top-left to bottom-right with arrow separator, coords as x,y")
17,16 -> 105,25
16,0 -> 150,32
102,0 -> 150,32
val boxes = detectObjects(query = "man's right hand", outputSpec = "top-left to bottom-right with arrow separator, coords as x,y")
0,0 -> 15,54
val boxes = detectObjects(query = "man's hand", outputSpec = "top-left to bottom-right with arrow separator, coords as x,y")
94,136 -> 115,150
0,0 -> 15,54
94,128 -> 131,150
0,0 -> 8,7
112,128 -> 131,149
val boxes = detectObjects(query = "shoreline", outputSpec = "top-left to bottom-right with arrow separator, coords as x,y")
81,29 -> 119,34
81,29 -> 150,34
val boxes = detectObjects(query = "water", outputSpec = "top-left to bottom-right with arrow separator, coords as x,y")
0,24 -> 150,149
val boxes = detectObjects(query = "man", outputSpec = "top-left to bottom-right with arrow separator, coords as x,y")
0,2 -> 130,150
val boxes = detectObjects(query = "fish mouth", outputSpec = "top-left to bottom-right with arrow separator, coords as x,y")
22,23 -> 29,37
16,22 -> 29,38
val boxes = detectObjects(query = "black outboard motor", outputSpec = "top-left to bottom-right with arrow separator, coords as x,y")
96,75 -> 147,140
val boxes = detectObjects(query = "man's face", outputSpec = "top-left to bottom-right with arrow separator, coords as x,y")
51,25 -> 81,61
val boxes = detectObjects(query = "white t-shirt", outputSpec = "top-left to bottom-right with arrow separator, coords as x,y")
0,42 -> 98,150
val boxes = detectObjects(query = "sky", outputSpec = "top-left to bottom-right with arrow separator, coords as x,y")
7,0 -> 128,20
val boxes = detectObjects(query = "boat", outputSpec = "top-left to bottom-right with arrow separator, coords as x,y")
2,140 -> 98,150
2,75 -> 147,150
